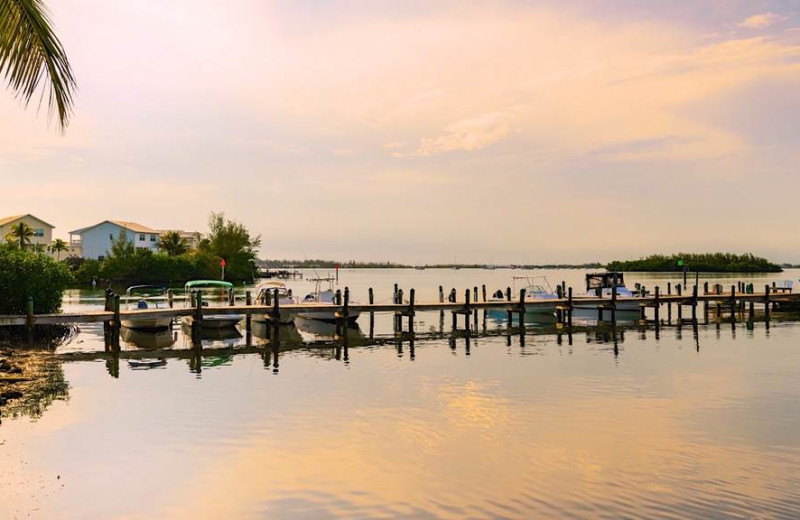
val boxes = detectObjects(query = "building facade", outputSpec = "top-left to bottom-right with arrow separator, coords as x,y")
69,221 -> 161,260
0,214 -> 54,251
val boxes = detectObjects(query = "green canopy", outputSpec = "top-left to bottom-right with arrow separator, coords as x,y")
184,280 -> 233,290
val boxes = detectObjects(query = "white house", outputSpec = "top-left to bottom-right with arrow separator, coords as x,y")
0,214 -> 55,252
69,220 -> 161,260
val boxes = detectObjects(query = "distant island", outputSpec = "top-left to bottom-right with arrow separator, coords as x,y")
258,259 -> 604,270
606,253 -> 783,273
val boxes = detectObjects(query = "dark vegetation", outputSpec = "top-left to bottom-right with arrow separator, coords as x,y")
606,253 -> 782,273
0,245 -> 71,314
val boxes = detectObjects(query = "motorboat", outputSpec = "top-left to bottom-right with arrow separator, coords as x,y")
182,280 -> 243,329
488,276 -> 559,319
121,285 -> 172,330
297,277 -> 361,323
573,272 -> 642,314
253,281 -> 297,324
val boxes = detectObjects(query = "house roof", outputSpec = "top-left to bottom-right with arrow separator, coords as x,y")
0,214 -> 55,228
70,220 -> 158,235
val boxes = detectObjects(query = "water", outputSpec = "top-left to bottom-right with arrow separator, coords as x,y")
3,268 -> 800,519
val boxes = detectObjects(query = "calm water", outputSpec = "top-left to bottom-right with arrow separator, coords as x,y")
3,268 -> 800,519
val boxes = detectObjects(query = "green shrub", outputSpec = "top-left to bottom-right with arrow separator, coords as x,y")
0,246 -> 73,314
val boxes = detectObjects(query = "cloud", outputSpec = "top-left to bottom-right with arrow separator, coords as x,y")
402,112 -> 512,157
738,13 -> 782,29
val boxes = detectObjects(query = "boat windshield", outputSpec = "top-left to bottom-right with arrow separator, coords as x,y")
585,273 -> 626,290
512,276 -> 554,294
125,285 -> 167,297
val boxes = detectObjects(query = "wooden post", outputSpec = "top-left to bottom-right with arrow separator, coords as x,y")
518,288 -> 526,329
229,288 -> 235,306
369,287 -> 375,338
168,289 -> 174,308
438,285 -> 444,303
273,288 -> 280,323
245,290 -> 252,331
654,286 -> 660,323
481,284 -> 487,302
394,283 -> 399,304
691,284 -> 698,321
611,283 -> 617,323
677,283 -> 683,322
506,286 -> 512,326
264,288 -> 271,306
408,288 -> 415,333
195,290 -> 203,324
765,285 -> 771,322
667,282 -> 672,322
567,287 -> 573,327
113,294 -> 121,327
26,296 -> 34,331
464,288 -> 471,333
473,286 -> 478,304
343,286 -> 350,323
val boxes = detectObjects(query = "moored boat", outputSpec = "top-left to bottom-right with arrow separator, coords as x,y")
252,281 -> 297,324
488,276 -> 559,320
182,280 -> 243,328
297,277 -> 361,323
121,285 -> 172,330
572,272 -> 643,317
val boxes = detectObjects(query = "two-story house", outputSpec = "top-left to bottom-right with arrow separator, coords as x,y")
69,220 -> 161,260
0,214 -> 55,252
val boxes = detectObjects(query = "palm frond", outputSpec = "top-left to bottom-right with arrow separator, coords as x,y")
0,0 -> 75,130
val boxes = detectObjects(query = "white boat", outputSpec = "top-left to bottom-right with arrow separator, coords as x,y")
253,281 -> 297,324
121,285 -> 172,329
297,277 -> 361,323
182,280 -> 243,329
488,276 -> 559,320
573,272 -> 642,315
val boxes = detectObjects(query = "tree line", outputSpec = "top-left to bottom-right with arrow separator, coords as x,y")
606,253 -> 783,273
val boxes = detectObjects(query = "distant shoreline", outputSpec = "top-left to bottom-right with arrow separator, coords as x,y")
258,261 -> 605,270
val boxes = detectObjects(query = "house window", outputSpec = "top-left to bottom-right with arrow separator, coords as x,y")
33,228 -> 45,237
150,234 -> 157,242
139,233 -> 145,241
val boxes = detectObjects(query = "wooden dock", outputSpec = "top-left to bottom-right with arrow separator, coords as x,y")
1,283 -> 798,328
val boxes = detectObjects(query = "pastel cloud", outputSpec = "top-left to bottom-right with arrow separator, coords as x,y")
738,13 -> 782,29
393,112 -> 512,157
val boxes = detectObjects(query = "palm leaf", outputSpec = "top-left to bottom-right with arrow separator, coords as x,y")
0,0 -> 75,130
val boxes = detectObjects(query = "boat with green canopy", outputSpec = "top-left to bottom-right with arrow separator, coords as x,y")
183,280 -> 243,329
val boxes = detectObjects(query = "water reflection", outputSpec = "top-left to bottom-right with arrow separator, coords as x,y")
4,310 -> 800,518
121,326 -> 176,350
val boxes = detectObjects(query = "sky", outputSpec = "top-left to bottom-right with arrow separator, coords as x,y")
1,0 -> 799,263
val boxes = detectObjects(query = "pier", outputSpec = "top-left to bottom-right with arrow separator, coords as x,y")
1,282 -> 798,330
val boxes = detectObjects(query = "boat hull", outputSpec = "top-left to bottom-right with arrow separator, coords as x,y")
297,308 -> 361,323
121,317 -> 173,329
183,315 -> 243,329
